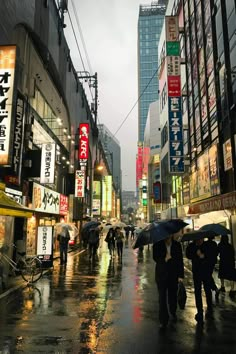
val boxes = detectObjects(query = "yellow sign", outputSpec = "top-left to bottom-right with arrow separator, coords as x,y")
0,46 -> 16,165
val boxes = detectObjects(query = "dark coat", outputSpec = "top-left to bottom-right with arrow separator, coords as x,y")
153,240 -> 184,283
186,241 -> 215,275
218,241 -> 236,280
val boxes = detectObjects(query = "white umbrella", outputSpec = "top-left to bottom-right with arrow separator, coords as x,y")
113,222 -> 127,228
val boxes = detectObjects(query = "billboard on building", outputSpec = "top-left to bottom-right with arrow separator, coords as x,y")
92,180 -> 101,215
165,17 -> 184,174
78,123 -> 89,161
0,46 -> 17,166
32,182 -> 60,214
75,170 -> 85,198
40,143 -> 56,184
102,176 -> 112,212
12,93 -> 25,185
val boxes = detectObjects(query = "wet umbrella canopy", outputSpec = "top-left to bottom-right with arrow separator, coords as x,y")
200,223 -> 231,236
82,221 -> 101,232
181,229 -> 216,242
133,219 -> 188,249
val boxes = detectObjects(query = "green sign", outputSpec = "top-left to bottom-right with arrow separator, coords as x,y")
143,199 -> 147,206
166,42 -> 180,56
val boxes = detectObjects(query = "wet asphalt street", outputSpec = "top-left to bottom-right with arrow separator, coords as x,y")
0,237 -> 236,354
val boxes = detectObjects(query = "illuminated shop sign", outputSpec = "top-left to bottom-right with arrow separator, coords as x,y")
37,226 -> 53,256
40,143 -> 56,184
75,170 -> 85,198
165,17 -> 184,174
32,182 -> 60,214
102,176 -> 112,212
0,45 -> 16,166
78,123 -> 89,161
12,93 -> 25,184
59,194 -> 68,215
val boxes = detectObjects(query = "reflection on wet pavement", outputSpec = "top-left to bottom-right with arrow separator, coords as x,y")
0,237 -> 236,353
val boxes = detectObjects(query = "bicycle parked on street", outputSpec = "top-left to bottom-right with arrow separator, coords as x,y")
0,244 -> 43,285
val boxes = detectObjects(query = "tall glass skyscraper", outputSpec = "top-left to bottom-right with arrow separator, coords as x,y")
137,1 -> 167,142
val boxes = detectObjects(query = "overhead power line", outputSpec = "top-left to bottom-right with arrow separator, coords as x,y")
112,67 -> 159,138
71,0 -> 93,74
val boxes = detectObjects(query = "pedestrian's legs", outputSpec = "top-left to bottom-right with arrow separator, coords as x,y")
64,245 -> 68,263
193,274 -> 204,319
59,244 -> 64,264
117,243 -> 121,257
168,280 -> 178,318
88,243 -> 93,258
92,244 -> 97,258
157,282 -> 169,327
203,276 -> 213,315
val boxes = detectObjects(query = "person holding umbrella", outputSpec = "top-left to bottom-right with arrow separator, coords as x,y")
153,234 -> 184,330
217,234 -> 236,297
186,237 -> 214,323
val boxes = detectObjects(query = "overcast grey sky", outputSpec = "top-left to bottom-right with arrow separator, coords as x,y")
64,0 -> 153,191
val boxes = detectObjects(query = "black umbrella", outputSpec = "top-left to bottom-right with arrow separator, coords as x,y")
132,221 -> 180,249
157,219 -> 189,234
82,221 -> 101,232
200,223 -> 231,236
181,229 -> 216,242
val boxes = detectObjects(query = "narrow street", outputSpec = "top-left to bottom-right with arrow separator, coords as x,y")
0,237 -> 236,354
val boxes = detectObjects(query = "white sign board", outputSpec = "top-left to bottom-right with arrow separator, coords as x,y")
32,182 -> 60,214
37,226 -> 53,255
40,143 -> 56,184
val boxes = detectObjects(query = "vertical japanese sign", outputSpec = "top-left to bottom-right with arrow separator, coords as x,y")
92,180 -> 101,215
165,17 -> 184,173
0,46 -> 16,165
223,139 -> 232,171
12,93 -> 25,184
75,170 -> 85,198
37,226 -> 53,267
102,176 -> 112,212
78,123 -> 89,161
40,143 -> 56,184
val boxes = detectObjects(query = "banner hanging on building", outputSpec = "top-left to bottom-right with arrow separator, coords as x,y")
12,93 -> 25,185
40,143 -> 56,184
78,123 -> 89,161
165,17 -> 184,174
32,182 -> 60,214
75,170 -> 85,198
0,45 -> 17,166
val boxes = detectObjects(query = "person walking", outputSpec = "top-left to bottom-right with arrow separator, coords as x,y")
153,235 -> 184,330
115,227 -> 124,261
186,238 -> 214,323
57,225 -> 70,265
205,236 -> 220,299
88,226 -> 100,259
105,228 -> 116,257
217,234 -> 236,298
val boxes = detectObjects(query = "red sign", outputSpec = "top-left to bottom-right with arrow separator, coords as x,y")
78,123 -> 89,160
188,191 -> 236,215
167,76 -> 181,96
136,146 -> 143,187
75,170 -> 85,198
153,182 -> 161,203
5,175 -> 20,185
59,194 -> 68,215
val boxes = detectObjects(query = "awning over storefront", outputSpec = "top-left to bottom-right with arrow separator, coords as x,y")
188,191 -> 236,215
0,191 -> 33,218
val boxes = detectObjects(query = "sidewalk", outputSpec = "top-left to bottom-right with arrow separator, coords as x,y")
0,246 -> 85,299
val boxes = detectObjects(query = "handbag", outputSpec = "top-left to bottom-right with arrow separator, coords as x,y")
177,282 -> 187,310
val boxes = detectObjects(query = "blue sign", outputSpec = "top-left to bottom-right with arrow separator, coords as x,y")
168,96 -> 184,173
170,141 -> 184,157
168,97 -> 182,112
169,156 -> 184,173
